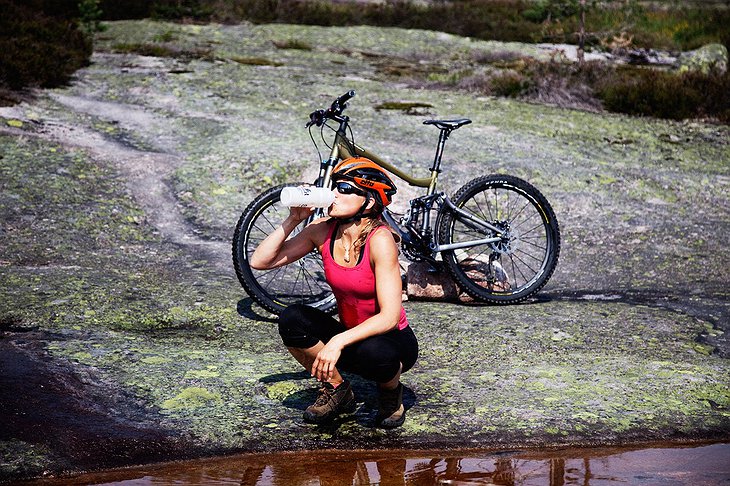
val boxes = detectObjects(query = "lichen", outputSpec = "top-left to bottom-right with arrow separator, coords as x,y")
161,387 -> 221,410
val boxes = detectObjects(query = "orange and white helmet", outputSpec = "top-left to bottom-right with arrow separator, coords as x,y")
331,157 -> 397,208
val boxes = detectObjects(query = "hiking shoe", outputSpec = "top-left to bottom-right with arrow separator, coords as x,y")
376,383 -> 405,428
303,380 -> 356,424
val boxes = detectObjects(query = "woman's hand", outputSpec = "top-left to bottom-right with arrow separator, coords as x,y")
287,206 -> 315,224
311,336 -> 344,382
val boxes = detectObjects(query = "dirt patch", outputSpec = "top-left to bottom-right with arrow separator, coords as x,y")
0,336 -> 197,480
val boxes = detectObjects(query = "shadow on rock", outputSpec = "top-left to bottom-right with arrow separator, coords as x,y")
0,338 -> 198,479
259,370 -> 311,384
276,376 -> 417,429
236,298 -> 277,323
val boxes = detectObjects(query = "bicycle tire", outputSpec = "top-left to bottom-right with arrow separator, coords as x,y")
437,174 -> 560,304
232,183 -> 337,315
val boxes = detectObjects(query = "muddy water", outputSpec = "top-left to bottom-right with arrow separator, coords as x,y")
28,443 -> 730,485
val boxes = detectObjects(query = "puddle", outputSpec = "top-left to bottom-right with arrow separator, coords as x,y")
26,442 -> 730,485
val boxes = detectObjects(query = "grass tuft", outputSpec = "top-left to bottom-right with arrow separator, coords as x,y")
272,39 -> 312,50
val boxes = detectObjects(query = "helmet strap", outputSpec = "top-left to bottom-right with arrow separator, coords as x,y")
334,194 -> 372,224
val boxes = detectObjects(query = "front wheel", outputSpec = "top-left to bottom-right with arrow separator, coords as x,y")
437,174 -> 560,304
232,184 -> 337,315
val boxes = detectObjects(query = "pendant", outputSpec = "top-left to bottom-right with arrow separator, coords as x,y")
343,247 -> 351,263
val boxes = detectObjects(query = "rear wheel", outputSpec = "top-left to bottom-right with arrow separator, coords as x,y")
232,184 -> 337,315
437,174 -> 560,303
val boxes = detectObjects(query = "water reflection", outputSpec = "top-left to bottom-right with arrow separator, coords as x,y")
32,443 -> 730,485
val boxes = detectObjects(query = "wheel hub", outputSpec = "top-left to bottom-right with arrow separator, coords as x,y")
489,221 -> 519,255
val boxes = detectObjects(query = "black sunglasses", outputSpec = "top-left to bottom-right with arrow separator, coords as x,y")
334,181 -> 366,196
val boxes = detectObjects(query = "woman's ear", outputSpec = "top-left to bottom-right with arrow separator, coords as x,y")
365,197 -> 376,211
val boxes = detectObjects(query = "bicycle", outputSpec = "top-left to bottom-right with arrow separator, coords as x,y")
232,91 -> 560,315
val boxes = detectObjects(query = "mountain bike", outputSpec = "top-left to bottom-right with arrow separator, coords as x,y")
232,91 -> 560,315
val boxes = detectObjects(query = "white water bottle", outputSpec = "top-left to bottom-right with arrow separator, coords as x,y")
280,186 -> 334,208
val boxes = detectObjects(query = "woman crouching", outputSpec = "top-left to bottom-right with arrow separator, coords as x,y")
250,157 -> 418,428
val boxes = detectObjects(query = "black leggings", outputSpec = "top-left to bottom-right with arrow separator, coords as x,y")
278,304 -> 418,384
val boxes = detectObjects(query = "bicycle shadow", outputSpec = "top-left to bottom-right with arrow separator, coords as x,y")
430,292 -> 555,308
236,298 -> 277,323
259,371 -> 417,429
238,293 -> 554,323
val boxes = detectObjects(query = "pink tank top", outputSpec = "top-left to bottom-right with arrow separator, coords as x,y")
322,222 -> 409,330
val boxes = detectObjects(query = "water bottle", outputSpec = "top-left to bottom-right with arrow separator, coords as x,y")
280,186 -> 334,208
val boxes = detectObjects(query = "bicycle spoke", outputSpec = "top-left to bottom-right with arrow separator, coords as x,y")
467,190 -> 492,223
509,202 -> 539,227
301,266 -> 318,298
519,237 -> 547,252
258,210 -> 282,233
252,266 -> 281,282
289,265 -> 303,300
453,223 -> 485,240
509,255 -> 520,288
458,245 -> 490,266
471,192 -> 491,222
301,259 -> 328,293
251,218 -> 272,233
258,265 -> 287,289
493,187 -> 500,220
514,247 -> 545,264
509,250 -> 539,282
513,217 -> 543,236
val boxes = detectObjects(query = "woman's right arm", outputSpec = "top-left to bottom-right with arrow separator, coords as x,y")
249,208 -> 326,270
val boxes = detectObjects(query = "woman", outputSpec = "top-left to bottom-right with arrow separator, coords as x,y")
250,157 -> 418,428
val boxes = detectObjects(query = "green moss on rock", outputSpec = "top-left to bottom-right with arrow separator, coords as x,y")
161,387 -> 221,410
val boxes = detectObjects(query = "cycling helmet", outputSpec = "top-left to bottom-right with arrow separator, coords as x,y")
331,157 -> 397,208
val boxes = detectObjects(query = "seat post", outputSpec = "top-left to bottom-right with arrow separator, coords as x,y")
430,128 -> 452,174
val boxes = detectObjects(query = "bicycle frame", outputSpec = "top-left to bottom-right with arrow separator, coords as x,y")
233,91 -> 560,312
315,119 -> 506,256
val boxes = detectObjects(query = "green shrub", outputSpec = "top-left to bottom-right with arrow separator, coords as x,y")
472,50 -> 524,67
79,0 -> 105,36
111,42 -> 214,61
490,71 -> 529,97
0,0 -> 92,92
98,0 -> 151,20
272,39 -> 313,50
598,67 -> 730,122
151,0 -> 213,20
522,0 -> 581,23
87,1 -> 729,53
518,59 -> 607,111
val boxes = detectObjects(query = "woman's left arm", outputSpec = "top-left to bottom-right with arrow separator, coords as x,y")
311,230 -> 403,381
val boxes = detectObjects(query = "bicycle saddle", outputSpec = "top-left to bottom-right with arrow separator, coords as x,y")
423,119 -> 472,130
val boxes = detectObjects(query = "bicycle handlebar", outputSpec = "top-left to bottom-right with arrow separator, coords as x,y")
306,90 -> 356,127
334,90 -> 356,107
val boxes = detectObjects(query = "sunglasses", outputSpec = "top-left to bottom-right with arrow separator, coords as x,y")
334,181 -> 366,196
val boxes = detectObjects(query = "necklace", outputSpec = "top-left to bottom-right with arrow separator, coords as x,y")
341,235 -> 354,263
340,238 -> 352,263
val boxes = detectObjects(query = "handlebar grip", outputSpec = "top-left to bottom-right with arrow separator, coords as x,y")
338,90 -> 356,104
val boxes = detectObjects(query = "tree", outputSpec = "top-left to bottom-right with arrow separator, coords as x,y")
577,0 -> 586,64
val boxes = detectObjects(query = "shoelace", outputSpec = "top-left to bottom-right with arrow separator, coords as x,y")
314,386 -> 335,406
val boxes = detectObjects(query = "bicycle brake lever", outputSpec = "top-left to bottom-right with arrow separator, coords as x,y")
306,109 -> 326,128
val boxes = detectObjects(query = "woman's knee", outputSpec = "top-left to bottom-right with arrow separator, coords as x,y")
279,303 -> 309,326
354,339 -> 401,382
278,304 -> 317,348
